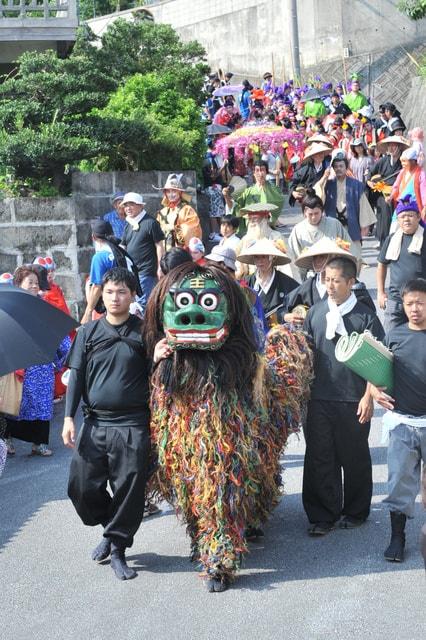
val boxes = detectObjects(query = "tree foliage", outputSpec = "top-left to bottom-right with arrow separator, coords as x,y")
0,18 -> 208,194
398,0 -> 426,20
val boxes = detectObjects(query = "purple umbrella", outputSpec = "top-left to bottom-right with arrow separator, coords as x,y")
212,85 -> 244,97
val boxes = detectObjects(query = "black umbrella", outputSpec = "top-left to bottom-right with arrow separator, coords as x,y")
303,87 -> 330,101
207,123 -> 232,135
0,285 -> 79,377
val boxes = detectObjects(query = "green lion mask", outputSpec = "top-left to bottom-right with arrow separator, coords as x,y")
162,271 -> 229,350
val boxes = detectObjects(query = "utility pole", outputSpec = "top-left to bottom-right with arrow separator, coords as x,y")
289,0 -> 301,80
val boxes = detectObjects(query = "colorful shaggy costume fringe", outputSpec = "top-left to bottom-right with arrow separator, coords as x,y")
150,325 -> 313,581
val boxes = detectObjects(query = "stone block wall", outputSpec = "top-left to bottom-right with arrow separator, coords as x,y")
0,169 -> 198,317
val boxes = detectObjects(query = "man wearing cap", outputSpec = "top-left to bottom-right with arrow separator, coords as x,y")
367,136 -> 406,248
324,152 -> 376,264
155,174 -> 202,252
377,196 -> 426,331
223,159 -> 284,228
103,192 -> 126,240
120,193 -> 165,313
81,220 -> 118,324
288,142 -> 332,207
303,255 -> 384,535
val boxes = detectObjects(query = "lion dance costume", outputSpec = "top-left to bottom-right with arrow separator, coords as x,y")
144,263 -> 313,592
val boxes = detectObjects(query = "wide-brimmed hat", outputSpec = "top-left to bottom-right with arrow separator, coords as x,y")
237,238 -> 291,266
350,137 -> 366,149
302,142 -> 332,162
153,173 -> 193,193
120,192 -> 145,206
240,202 -> 279,217
295,237 -> 357,270
305,134 -> 333,148
205,245 -> 237,271
376,135 -> 410,154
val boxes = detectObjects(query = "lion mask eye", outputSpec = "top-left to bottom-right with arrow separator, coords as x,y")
199,292 -> 219,311
175,291 -> 195,308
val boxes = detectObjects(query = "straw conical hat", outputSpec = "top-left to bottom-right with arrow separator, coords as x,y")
240,202 -> 278,217
302,142 -> 333,162
305,134 -> 334,148
376,135 -> 410,154
294,236 -> 357,270
237,238 -> 291,265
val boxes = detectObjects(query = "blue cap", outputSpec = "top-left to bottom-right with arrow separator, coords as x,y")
111,191 -> 125,203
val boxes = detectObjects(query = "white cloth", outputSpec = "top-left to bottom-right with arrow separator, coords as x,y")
385,226 -> 424,261
125,210 -> 146,231
381,410 -> 426,444
325,292 -> 357,340
315,273 -> 327,299
254,270 -> 275,295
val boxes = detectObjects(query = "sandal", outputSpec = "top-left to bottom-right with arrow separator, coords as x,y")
144,501 -> 161,517
339,516 -> 365,529
31,444 -> 53,457
308,522 -> 335,536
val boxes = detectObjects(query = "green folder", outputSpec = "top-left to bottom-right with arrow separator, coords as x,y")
335,331 -> 394,392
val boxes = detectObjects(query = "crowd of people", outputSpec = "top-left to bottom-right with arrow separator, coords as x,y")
1,69 -> 425,587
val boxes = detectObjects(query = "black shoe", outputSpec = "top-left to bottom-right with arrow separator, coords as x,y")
308,522 -> 335,536
384,511 -> 406,562
245,526 -> 264,540
91,537 -> 111,563
110,543 -> 137,580
339,516 -> 366,529
206,575 -> 229,593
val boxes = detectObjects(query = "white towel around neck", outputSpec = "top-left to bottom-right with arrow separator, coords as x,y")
385,225 -> 424,261
326,292 -> 357,340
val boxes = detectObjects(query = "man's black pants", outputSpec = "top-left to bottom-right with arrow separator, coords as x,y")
302,400 -> 372,524
68,422 -> 151,548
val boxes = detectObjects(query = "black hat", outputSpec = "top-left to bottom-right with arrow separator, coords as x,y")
334,103 -> 352,118
91,219 -> 113,238
225,72 -> 233,79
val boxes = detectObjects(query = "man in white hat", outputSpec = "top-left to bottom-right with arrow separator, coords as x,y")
288,142 -> 332,207
155,174 -> 202,251
120,192 -> 165,313
234,203 -> 291,278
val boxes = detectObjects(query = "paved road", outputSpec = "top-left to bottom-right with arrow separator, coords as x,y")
1,232 -> 425,640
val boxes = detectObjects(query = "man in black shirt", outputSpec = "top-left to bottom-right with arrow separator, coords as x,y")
63,267 -> 170,580
377,197 -> 426,332
303,257 -> 384,535
120,192 -> 165,314
370,278 -> 426,563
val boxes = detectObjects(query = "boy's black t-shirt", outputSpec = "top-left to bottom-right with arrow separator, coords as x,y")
304,299 -> 385,402
66,316 -> 150,427
384,323 -> 426,416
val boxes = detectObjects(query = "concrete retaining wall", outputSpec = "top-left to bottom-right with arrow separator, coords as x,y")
147,0 -> 426,81
0,169 -> 197,317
